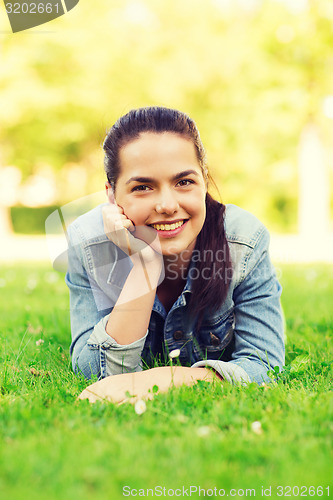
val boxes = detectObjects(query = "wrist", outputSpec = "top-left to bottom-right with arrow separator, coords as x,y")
129,252 -> 162,289
130,250 -> 162,272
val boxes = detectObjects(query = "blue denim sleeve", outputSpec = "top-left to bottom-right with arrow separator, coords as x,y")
65,223 -> 148,380
230,227 -> 285,384
65,223 -> 110,379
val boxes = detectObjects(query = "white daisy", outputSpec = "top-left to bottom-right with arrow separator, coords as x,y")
134,399 -> 147,415
251,421 -> 263,435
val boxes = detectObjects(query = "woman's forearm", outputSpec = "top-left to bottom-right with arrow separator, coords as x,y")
78,366 -> 221,404
105,253 -> 162,345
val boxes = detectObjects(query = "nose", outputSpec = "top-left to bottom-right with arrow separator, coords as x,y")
155,188 -> 179,215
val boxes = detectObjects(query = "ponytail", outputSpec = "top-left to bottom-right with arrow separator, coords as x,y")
188,194 -> 232,328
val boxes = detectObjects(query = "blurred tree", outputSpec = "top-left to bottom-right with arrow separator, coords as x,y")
0,0 -> 332,231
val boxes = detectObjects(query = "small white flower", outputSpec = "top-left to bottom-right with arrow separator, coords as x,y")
196,426 -> 211,437
251,421 -> 263,435
36,339 -> 44,346
134,399 -> 147,415
169,349 -> 180,359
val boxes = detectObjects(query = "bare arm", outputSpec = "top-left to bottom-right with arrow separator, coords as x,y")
105,252 -> 162,344
102,201 -> 163,345
78,366 -> 222,404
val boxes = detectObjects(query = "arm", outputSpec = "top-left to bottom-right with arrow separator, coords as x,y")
66,204 -> 163,379
104,253 -> 161,345
230,231 -> 285,384
102,202 -> 163,345
65,221 -> 110,379
78,365 -> 221,404
192,227 -> 284,385
225,226 -> 284,384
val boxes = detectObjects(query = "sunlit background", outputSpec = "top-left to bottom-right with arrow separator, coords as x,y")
0,0 -> 332,262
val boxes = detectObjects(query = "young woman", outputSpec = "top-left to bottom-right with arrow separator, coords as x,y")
66,106 -> 284,403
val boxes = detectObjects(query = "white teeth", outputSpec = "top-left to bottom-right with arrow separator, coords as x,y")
152,220 -> 185,231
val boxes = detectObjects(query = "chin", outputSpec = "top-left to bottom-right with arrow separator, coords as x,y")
161,248 -> 178,257
161,241 -> 191,257
161,244 -> 181,256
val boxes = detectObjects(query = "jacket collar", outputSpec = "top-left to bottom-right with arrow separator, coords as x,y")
152,258 -> 195,316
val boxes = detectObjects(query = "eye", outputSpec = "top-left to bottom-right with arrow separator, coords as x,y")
177,179 -> 195,187
131,184 -> 151,192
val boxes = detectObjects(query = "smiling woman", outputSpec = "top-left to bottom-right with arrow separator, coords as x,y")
65,106 -> 285,404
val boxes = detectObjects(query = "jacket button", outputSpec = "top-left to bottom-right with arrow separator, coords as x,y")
210,332 -> 220,346
173,330 -> 183,340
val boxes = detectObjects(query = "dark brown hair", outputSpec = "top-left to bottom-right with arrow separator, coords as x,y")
103,106 -> 232,326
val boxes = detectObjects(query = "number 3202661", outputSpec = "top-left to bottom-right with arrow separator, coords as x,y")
276,485 -> 330,496
5,2 -> 60,14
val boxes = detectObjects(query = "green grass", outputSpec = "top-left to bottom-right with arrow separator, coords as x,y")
0,263 -> 332,500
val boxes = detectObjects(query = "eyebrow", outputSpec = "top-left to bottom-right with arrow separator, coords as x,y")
125,169 -> 199,185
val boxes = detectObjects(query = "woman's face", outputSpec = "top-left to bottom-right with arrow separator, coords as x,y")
108,132 -> 207,257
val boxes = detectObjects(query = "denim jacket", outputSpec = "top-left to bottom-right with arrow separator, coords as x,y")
65,203 -> 284,385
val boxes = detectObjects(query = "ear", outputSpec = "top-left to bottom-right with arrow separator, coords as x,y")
105,181 -> 115,204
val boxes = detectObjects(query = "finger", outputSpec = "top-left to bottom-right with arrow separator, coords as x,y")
111,202 -> 136,232
117,210 -> 135,232
113,216 -> 133,230
122,218 -> 135,232
113,220 -> 132,255
102,204 -> 123,218
125,230 -> 131,256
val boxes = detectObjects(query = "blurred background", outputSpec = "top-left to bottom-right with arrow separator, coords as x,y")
0,0 -> 332,262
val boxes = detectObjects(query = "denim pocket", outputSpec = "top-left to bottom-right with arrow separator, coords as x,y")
193,310 -> 235,361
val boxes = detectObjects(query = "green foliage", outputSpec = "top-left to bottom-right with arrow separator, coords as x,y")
10,205 -> 60,234
0,263 -> 332,499
1,1 -> 333,230
289,353 -> 310,373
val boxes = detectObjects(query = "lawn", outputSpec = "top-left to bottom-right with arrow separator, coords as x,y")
0,263 -> 332,500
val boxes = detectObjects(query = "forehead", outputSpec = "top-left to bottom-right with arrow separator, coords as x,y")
118,132 -> 200,175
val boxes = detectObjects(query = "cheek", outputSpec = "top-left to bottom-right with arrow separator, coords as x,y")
187,193 -> 206,220
121,200 -> 151,225
198,206 -> 206,230
193,200 -> 206,234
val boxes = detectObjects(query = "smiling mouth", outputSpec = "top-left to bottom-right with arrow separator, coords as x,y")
150,220 -> 187,231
